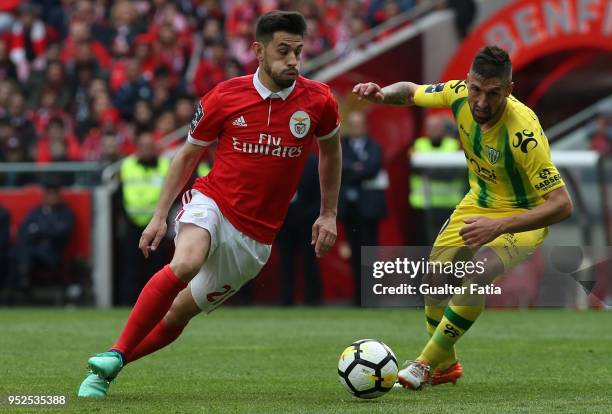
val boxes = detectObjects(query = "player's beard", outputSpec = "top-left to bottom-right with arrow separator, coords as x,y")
470,108 -> 491,124
469,102 -> 491,124
262,59 -> 297,90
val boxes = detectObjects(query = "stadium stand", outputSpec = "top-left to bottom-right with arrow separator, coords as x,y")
0,0 -> 609,307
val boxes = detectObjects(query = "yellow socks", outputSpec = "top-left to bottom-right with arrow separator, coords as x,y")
424,305 -> 457,371
419,305 -> 483,369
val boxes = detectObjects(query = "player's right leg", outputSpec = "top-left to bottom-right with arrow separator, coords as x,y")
125,287 -> 202,363
399,203 -> 477,390
409,211 -> 466,388
78,223 -> 211,397
109,223 -> 210,362
424,291 -> 460,375
78,282 -> 203,397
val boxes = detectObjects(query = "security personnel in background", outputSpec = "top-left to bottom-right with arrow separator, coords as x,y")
340,110 -> 388,306
11,177 -> 74,302
119,131 -> 170,305
410,115 -> 465,245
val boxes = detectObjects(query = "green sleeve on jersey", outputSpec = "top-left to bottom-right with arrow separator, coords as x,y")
413,80 -> 468,109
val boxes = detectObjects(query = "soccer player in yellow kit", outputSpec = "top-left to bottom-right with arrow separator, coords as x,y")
352,46 -> 573,389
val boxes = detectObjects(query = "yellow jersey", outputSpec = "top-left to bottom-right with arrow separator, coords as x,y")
413,80 -> 565,210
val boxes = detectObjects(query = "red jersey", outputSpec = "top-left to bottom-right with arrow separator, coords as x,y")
188,69 -> 340,244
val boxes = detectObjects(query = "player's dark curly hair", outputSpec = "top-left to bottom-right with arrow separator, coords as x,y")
471,46 -> 512,81
255,11 -> 306,43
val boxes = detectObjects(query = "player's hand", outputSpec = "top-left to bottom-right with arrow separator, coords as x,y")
139,215 -> 168,258
311,215 -> 337,258
459,216 -> 504,247
352,82 -> 385,103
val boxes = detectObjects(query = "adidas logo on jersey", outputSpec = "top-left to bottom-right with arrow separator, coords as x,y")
232,116 -> 248,127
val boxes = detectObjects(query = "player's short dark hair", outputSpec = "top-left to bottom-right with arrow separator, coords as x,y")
255,11 -> 306,43
471,46 -> 512,81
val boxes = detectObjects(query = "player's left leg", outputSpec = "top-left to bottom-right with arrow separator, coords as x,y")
424,305 -> 458,366
418,212 -> 466,379
422,305 -> 463,386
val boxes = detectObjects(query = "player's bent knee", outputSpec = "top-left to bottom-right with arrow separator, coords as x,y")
470,247 -> 505,286
169,257 -> 202,281
170,224 -> 211,281
422,271 -> 454,306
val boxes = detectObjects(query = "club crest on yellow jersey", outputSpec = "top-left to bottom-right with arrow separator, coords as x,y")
486,145 -> 500,165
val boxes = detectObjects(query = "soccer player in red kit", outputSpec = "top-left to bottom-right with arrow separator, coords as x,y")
78,11 -> 342,397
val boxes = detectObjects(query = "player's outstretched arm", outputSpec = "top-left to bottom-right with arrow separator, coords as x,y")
312,133 -> 341,258
139,141 -> 204,258
459,187 -> 573,246
352,81 -> 421,106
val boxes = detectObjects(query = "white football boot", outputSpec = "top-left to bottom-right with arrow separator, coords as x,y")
396,360 -> 431,390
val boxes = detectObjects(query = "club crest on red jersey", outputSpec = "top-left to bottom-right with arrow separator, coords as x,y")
289,111 -> 310,139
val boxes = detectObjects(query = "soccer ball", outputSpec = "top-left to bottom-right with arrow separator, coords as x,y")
337,339 -> 398,399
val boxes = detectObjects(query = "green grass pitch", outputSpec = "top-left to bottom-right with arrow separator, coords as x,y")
1,308 -> 610,413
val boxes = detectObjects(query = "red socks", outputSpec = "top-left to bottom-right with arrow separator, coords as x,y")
112,265 -> 187,356
126,319 -> 187,363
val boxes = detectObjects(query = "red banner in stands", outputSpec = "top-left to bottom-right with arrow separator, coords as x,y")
0,187 -> 91,259
442,0 -> 612,80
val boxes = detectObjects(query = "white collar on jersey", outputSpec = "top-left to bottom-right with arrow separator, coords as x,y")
253,67 -> 296,101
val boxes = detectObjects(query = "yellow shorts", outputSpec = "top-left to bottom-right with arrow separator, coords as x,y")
430,201 -> 547,273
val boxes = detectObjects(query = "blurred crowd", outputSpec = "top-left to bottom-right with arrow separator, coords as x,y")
0,0 -> 427,179
0,0 -> 478,306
